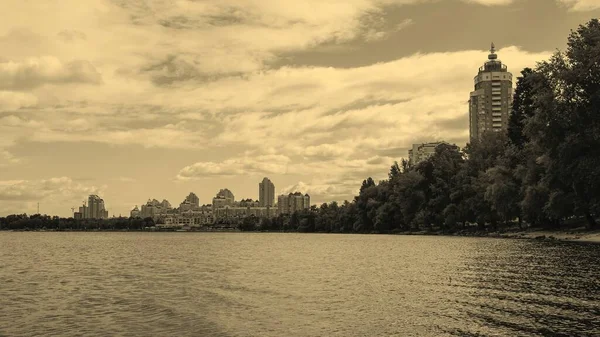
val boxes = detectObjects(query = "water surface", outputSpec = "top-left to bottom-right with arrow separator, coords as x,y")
1,232 -> 598,336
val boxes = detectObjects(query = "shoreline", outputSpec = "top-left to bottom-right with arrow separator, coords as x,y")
3,227 -> 600,243
401,228 -> 600,244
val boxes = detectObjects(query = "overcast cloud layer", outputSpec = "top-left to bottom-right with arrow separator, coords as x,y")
0,0 -> 598,217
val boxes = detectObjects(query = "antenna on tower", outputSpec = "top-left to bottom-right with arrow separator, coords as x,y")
71,206 -> 75,214
37,202 -> 39,214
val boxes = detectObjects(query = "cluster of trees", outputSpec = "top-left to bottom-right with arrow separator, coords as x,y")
0,214 -> 156,231
244,20 -> 600,234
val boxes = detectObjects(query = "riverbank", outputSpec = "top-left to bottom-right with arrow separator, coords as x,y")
3,226 -> 600,243
408,227 -> 600,244
495,229 -> 600,243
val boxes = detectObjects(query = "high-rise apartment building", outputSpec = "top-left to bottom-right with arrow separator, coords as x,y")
130,205 -> 141,218
74,194 -> 109,219
259,177 -> 275,207
179,192 -> 200,211
277,192 -> 310,215
469,43 -> 513,143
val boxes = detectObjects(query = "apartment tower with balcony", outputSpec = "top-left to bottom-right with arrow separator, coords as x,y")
469,43 -> 513,143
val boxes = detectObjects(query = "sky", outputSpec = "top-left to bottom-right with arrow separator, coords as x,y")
0,0 -> 599,217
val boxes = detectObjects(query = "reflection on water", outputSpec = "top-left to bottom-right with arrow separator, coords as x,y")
0,233 -> 598,337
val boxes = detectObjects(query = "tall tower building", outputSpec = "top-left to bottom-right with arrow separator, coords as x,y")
469,43 -> 513,143
84,194 -> 108,219
259,177 -> 275,207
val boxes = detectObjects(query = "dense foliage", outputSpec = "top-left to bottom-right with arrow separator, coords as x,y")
2,20 -> 599,234
0,214 -> 155,231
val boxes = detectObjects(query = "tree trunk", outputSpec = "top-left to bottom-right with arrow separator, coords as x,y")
585,212 -> 597,230
517,215 -> 523,230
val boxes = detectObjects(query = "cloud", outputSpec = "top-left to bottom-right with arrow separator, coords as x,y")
116,177 -> 137,183
280,180 -> 361,204
177,154 -> 292,180
57,30 -> 87,42
558,0 -> 600,11
0,177 -> 102,201
0,56 -> 102,90
0,91 -> 38,110
0,150 -> 20,167
462,0 -> 514,5
0,177 -> 106,216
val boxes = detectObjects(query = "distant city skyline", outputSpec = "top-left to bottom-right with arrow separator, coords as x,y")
1,0 -> 599,217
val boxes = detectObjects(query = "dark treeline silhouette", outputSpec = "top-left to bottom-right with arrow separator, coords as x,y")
0,214 -> 155,231
2,20 -> 599,235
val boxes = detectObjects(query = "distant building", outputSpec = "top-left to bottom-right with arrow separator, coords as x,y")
212,189 -> 235,210
259,177 -> 275,207
237,199 -> 260,208
179,192 -> 200,212
408,141 -> 459,165
130,205 -> 141,218
469,43 -> 513,143
77,194 -> 109,219
278,192 -> 310,215
141,198 -> 172,219
164,205 -> 214,228
213,205 -> 277,222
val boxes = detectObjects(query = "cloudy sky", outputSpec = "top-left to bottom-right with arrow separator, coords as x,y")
0,0 -> 598,217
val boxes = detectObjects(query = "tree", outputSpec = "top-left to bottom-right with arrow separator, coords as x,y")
508,68 -> 536,148
524,19 -> 600,229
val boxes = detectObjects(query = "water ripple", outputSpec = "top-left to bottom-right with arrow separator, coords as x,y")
0,233 -> 598,336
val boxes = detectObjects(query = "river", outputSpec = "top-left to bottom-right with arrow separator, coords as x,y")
0,232 -> 598,336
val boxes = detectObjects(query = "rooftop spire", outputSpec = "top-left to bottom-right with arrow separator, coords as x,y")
488,42 -> 498,60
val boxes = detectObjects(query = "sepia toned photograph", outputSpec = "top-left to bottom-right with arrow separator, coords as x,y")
1,0 -> 599,336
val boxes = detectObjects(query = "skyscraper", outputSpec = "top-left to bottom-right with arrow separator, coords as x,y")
259,177 -> 275,207
76,194 -> 108,219
469,43 -> 513,143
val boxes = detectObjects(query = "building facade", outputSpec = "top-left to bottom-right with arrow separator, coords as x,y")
213,205 -> 277,222
140,199 -> 173,219
259,177 -> 275,207
130,205 -> 140,218
179,192 -> 200,212
74,194 -> 109,219
408,141 -> 459,165
277,192 -> 310,215
469,43 -> 513,143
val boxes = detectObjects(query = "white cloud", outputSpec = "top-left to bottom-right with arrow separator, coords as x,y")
0,91 -> 38,110
558,0 -> 600,11
462,0 -> 514,5
0,177 -> 105,216
0,56 -> 102,90
177,154 -> 292,180
0,150 -> 20,166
